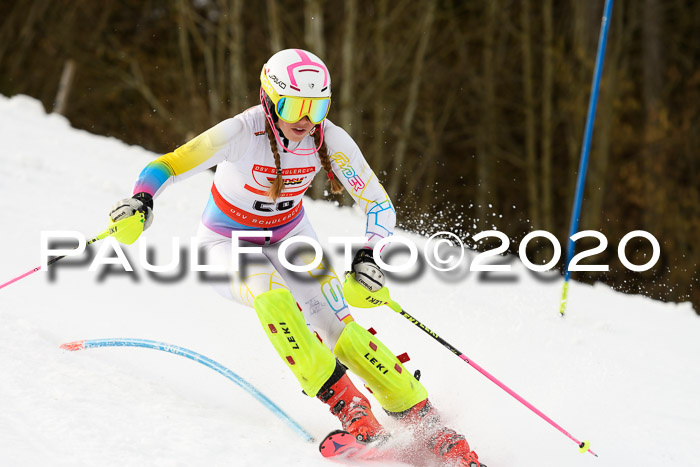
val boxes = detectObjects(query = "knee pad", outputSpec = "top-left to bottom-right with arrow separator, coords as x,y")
333,321 -> 427,413
253,289 -> 336,397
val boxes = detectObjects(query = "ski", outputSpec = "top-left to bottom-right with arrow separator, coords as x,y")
318,430 -> 394,461
319,429 -> 487,466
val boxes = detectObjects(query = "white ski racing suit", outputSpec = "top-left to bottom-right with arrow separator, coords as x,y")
133,105 -> 395,349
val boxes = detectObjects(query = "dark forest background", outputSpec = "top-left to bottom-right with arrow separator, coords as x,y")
1,0 -> 698,312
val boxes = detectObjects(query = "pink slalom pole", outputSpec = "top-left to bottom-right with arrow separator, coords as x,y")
393,303 -> 598,457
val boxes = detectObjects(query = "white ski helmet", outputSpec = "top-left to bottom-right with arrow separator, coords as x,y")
260,48 -> 331,124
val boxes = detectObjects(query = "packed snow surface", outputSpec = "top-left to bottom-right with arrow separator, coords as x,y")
1,94 -> 698,466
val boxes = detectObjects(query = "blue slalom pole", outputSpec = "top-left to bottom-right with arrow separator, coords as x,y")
560,0 -> 615,315
61,338 -> 315,442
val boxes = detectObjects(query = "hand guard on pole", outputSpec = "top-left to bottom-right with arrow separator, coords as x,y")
109,192 -> 154,230
351,248 -> 385,292
108,192 -> 153,244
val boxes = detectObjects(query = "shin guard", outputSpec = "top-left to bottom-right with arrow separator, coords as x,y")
334,321 -> 427,413
253,289 -> 335,397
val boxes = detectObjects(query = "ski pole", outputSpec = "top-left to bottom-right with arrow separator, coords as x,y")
0,229 -> 110,290
342,275 -> 598,457
393,304 -> 596,457
0,212 -> 145,291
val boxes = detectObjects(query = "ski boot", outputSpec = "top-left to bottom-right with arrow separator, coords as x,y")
317,361 -> 386,442
389,399 -> 485,467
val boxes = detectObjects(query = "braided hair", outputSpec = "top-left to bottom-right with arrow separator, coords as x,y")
264,118 -> 285,201
264,122 -> 344,201
314,128 -> 344,195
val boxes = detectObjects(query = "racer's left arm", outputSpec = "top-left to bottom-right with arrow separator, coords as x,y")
323,121 -> 396,251
323,122 -> 395,291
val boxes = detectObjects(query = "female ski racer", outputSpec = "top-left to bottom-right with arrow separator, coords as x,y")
109,49 -> 482,467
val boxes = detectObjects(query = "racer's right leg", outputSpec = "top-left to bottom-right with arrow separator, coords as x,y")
195,222 -> 384,441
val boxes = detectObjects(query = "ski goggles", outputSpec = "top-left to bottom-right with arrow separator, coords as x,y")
272,95 -> 331,124
261,77 -> 331,124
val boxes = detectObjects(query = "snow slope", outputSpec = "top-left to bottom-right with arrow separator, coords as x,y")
0,94 -> 698,467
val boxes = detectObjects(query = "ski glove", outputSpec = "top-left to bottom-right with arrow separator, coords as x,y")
109,192 -> 154,230
351,248 -> 385,292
